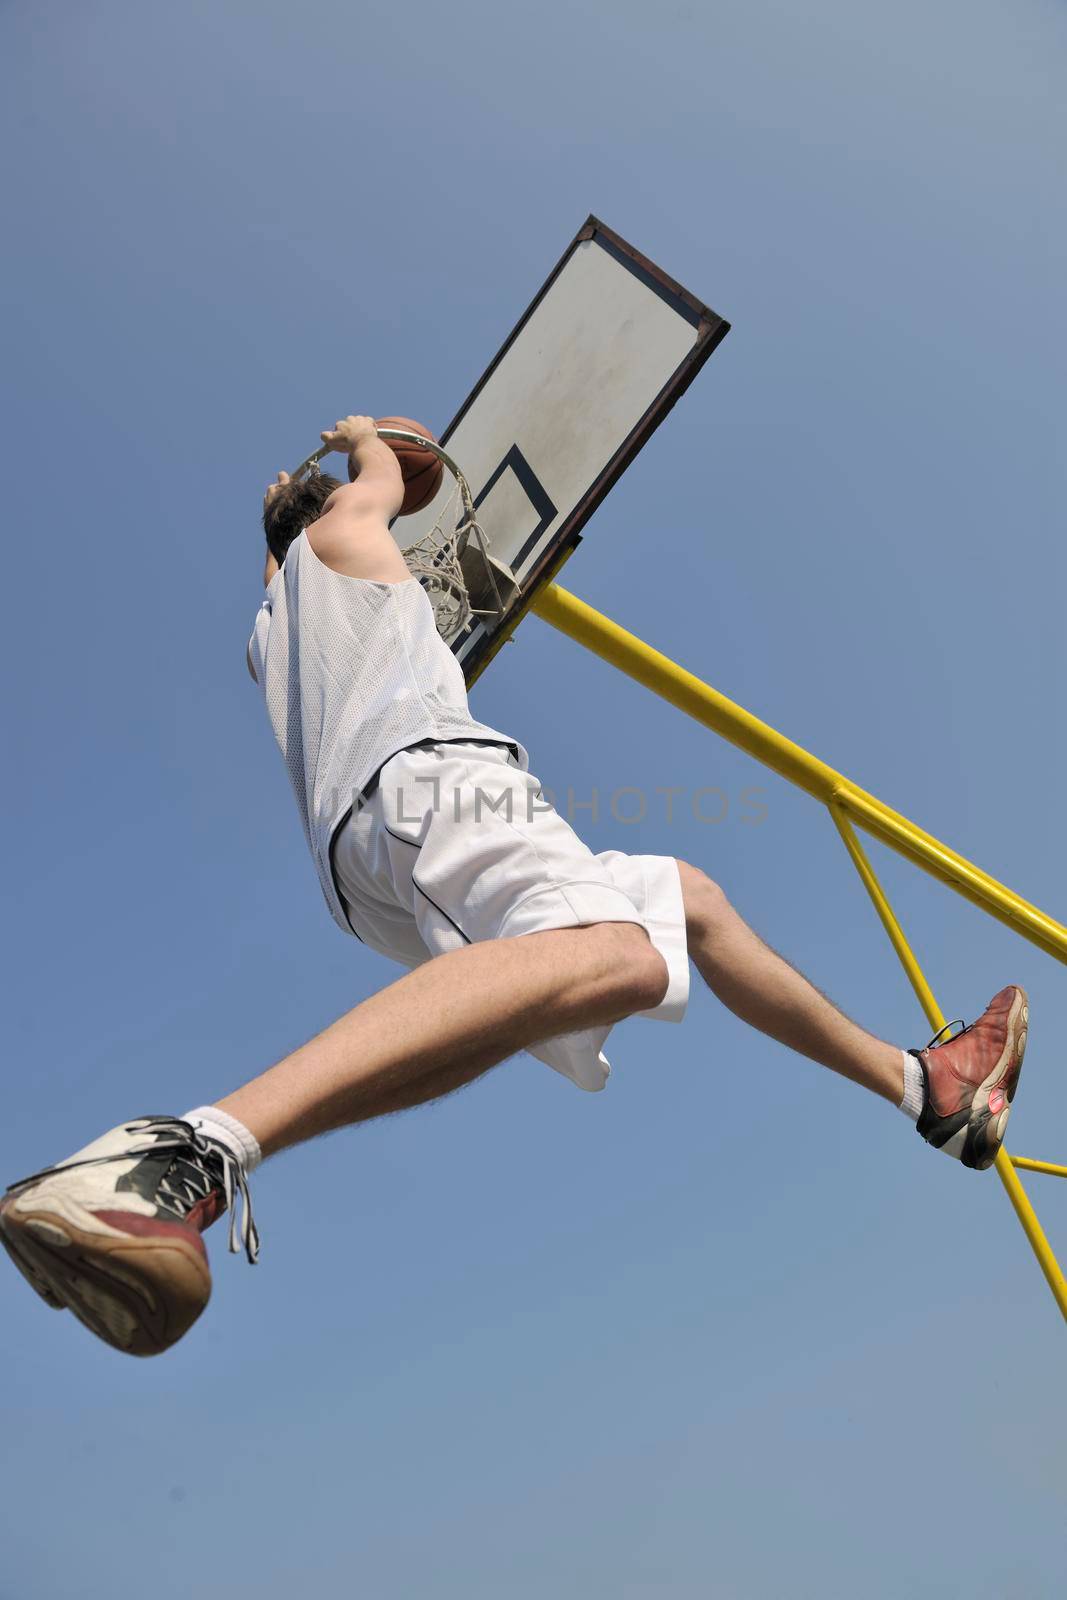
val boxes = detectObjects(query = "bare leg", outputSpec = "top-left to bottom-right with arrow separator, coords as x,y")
218,922 -> 668,1158
677,861 -> 905,1103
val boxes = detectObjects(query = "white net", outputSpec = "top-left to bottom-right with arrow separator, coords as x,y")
399,472 -> 473,641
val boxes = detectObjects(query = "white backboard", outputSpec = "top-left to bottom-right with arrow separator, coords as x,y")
401,217 -> 730,682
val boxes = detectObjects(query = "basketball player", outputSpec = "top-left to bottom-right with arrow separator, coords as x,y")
0,415 -> 1029,1356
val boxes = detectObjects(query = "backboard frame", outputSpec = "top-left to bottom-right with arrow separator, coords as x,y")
435,215 -> 731,684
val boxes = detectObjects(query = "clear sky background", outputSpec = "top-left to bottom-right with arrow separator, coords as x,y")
2,2 -> 1066,1595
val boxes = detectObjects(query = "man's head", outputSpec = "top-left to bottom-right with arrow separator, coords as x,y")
262,470 -> 343,568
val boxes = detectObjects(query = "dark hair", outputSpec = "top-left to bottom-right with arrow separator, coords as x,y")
262,471 -> 343,566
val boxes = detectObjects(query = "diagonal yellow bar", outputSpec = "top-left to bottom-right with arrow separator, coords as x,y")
828,803 -> 945,1035
828,807 -> 1067,1321
992,1152 -> 1067,1316
1011,1157 -> 1067,1179
532,582 -> 1067,1321
533,585 -> 1067,962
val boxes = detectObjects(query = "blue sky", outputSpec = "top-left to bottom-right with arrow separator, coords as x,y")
2,1 -> 1066,1595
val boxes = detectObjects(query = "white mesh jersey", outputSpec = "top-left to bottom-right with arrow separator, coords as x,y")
248,531 -> 526,932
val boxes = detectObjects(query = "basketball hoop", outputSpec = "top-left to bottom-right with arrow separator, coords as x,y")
290,428 -> 519,644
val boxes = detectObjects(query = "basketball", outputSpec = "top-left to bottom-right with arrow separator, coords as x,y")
376,416 -> 444,516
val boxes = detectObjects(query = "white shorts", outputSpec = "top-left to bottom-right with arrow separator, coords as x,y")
331,740 -> 690,1091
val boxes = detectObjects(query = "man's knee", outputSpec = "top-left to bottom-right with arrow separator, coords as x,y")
675,859 -> 730,943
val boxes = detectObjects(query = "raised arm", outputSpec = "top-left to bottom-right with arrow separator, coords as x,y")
320,415 -> 404,517
306,415 -> 410,582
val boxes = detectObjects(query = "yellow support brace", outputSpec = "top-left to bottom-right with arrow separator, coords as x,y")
532,583 -> 1067,1323
1011,1157 -> 1067,1179
533,586 -> 1067,960
828,807 -> 1067,1320
828,803 -> 945,1035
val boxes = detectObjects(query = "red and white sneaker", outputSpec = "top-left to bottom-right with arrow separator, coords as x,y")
912,985 -> 1029,1170
0,1117 -> 258,1357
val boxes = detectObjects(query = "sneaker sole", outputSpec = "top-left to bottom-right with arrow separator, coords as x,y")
0,1200 -> 211,1357
966,986 -> 1029,1169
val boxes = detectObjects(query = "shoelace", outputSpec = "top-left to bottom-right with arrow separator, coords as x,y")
922,1019 -> 969,1051
137,1118 -> 260,1264
5,1117 -> 260,1264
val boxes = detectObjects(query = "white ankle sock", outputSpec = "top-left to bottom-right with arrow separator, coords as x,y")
898,1050 -> 926,1122
181,1106 -> 262,1172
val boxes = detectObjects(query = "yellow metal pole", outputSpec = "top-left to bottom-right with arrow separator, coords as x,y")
992,1150 -> 1067,1315
1011,1157 -> 1067,1179
533,584 -> 851,796
838,790 -> 1067,964
532,584 -> 1067,1321
828,806 -> 1067,1321
532,585 -> 1067,965
829,804 -> 944,1034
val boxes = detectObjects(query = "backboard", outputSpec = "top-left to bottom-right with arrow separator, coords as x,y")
399,216 -> 730,684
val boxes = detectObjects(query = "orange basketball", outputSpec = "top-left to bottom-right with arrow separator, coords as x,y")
376,416 -> 444,516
